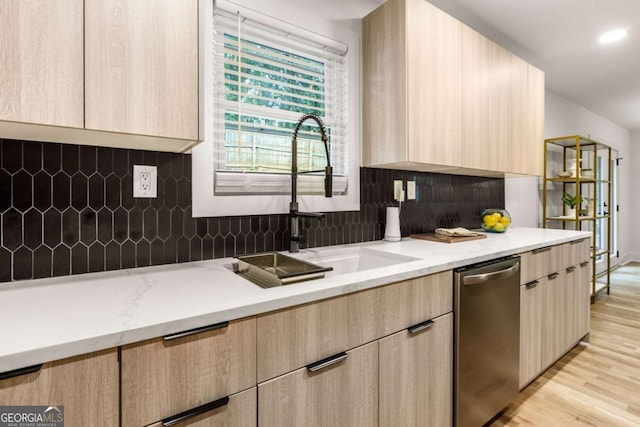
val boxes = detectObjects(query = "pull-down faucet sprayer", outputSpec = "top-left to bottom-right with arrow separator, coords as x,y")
289,114 -> 333,253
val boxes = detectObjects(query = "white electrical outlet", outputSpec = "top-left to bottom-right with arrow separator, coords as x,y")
394,180 -> 404,202
133,165 -> 157,198
407,181 -> 416,200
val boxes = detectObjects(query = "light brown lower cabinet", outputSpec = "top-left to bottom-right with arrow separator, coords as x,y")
147,388 -> 256,427
120,317 -> 256,427
257,271 -> 451,382
541,271 -> 567,370
0,349 -> 118,427
519,278 -> 543,389
520,252 -> 591,388
258,341 -> 379,427
378,312 -> 453,427
577,260 -> 592,338
564,265 -> 580,350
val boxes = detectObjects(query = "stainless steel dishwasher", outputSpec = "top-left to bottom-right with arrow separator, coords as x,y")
454,256 -> 520,427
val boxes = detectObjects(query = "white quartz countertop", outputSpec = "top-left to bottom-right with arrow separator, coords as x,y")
0,227 -> 590,372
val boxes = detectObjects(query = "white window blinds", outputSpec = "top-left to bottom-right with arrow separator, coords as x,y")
212,8 -> 349,194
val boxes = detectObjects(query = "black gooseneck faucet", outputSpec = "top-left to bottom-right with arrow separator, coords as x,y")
289,113 -> 333,253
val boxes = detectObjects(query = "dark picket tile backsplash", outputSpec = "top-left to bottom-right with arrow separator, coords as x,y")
0,138 -> 504,282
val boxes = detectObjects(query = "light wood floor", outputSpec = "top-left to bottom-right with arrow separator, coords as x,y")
492,262 -> 640,426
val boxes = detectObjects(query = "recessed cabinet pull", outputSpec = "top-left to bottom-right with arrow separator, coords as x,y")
548,272 -> 560,280
163,321 -> 229,341
525,280 -> 539,289
532,246 -> 552,254
0,364 -> 43,381
162,396 -> 230,427
567,266 -> 577,273
306,352 -> 348,373
570,238 -> 589,245
408,319 -> 435,335
580,261 -> 589,267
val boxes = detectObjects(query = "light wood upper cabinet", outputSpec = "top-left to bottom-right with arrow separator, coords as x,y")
0,0 -> 83,128
363,0 -> 545,176
85,0 -> 199,141
0,349 -> 118,427
406,0 -> 463,167
379,312 -> 453,427
258,342 -> 379,427
363,0 -> 463,170
462,28 -> 515,173
462,25 -> 544,175
120,318 -> 256,427
525,64 -> 545,175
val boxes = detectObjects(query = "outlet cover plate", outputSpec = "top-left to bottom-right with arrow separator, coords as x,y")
407,180 -> 416,200
133,165 -> 157,198
393,180 -> 403,202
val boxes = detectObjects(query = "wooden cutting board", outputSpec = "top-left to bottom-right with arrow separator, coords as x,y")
410,233 -> 487,243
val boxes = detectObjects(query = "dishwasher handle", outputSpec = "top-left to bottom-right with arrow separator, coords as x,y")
463,262 -> 520,286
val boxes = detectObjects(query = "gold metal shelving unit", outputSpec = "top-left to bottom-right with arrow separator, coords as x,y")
543,135 -> 612,300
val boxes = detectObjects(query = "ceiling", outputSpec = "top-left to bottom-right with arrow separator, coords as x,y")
313,0 -> 640,131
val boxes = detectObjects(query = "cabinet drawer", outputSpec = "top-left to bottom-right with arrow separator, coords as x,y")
257,271 -> 452,381
569,238 -> 590,266
0,349 -> 118,427
379,312 -> 453,427
520,244 -> 562,283
521,240 -> 590,284
121,317 -> 256,427
258,341 -> 378,427
147,388 -> 256,427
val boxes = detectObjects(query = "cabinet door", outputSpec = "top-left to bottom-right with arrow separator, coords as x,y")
147,388 -> 256,427
85,0 -> 199,140
541,271 -> 567,369
406,0 -> 462,167
0,349 -> 118,427
258,342 -> 378,427
525,64 -> 545,176
519,279 -> 543,388
362,0 -> 408,166
564,266 -> 581,349
121,318 -> 256,427
510,54 -> 530,175
0,0 -> 83,128
462,26 -> 512,173
511,55 -> 544,176
577,260 -> 592,338
379,313 -> 453,427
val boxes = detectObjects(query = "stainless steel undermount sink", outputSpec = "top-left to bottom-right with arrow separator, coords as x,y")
235,252 -> 333,288
234,246 -> 420,288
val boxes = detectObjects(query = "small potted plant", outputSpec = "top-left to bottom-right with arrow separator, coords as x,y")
562,192 -> 583,217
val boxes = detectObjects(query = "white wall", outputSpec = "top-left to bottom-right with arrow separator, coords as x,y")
506,90 -> 632,262
629,130 -> 640,261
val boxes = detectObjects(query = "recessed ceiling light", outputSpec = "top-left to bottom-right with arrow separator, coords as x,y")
599,29 -> 627,44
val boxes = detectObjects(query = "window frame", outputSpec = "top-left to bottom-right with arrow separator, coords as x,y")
192,0 -> 360,217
